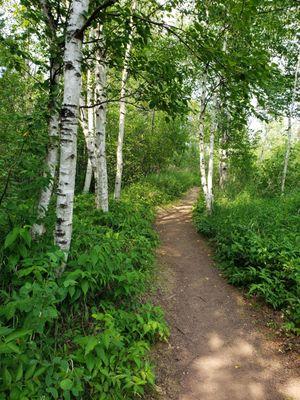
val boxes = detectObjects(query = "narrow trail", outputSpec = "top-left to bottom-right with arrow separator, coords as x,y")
151,188 -> 300,400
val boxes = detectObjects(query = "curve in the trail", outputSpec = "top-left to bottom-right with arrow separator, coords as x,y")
152,188 -> 300,400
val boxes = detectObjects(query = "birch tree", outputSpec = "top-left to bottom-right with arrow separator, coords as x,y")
114,0 -> 137,200
83,159 -> 93,193
94,27 -> 109,211
281,52 -> 300,194
206,95 -> 218,213
54,0 -> 90,258
80,90 -> 95,193
219,130 -> 228,189
199,78 -> 208,204
31,0 -> 61,236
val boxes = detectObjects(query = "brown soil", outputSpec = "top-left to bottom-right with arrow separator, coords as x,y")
149,188 -> 300,400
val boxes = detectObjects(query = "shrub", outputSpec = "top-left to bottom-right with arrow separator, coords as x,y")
193,190 -> 300,333
0,169 -> 196,399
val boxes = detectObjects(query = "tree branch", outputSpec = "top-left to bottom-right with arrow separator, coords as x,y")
76,0 -> 119,38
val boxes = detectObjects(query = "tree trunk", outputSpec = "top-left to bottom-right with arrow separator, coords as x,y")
94,28 -> 109,212
114,0 -> 137,200
281,53 -> 299,194
31,62 -> 60,237
83,158 -> 93,193
199,78 -> 208,203
80,104 -> 94,194
219,130 -> 228,189
54,0 -> 89,260
281,115 -> 292,194
79,75 -> 98,194
206,96 -> 218,213
259,122 -> 268,162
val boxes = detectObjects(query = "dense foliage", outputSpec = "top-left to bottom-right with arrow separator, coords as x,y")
0,169 -> 197,399
0,0 -> 299,397
194,148 -> 300,333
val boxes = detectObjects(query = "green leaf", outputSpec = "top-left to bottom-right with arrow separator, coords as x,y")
4,228 -> 19,248
5,328 -> 32,342
0,326 -> 13,337
3,367 -> 12,387
86,353 -> 95,371
0,342 -> 20,354
20,228 -> 31,247
60,378 -> 73,391
15,363 -> 23,381
85,336 -> 98,355
68,286 -> 75,298
47,387 -> 58,399
33,366 -> 47,378
25,363 -> 36,380
81,280 -> 89,296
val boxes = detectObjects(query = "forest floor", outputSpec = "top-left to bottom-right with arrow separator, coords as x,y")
148,188 -> 300,400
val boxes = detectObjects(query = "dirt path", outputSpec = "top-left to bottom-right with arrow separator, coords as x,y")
151,188 -> 300,400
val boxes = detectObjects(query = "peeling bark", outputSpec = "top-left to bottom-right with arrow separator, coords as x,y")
94,28 -> 109,211
55,0 -> 89,260
32,63 -> 60,236
32,0 -> 61,237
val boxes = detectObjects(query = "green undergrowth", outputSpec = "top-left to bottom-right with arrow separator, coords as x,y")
193,190 -> 300,334
0,169 -> 197,400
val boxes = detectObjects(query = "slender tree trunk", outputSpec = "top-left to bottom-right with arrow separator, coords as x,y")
83,158 -> 93,193
259,122 -> 268,162
32,0 -> 62,237
219,130 -> 228,189
218,36 -> 228,190
32,62 -> 60,237
206,96 -> 218,213
79,97 -> 93,192
79,74 -> 99,194
199,78 -> 208,202
114,0 -> 137,200
54,0 -> 89,260
281,53 -> 300,194
94,28 -> 109,211
151,110 -> 155,134
281,115 -> 292,194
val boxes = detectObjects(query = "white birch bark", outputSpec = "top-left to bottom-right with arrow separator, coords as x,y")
32,0 -> 60,237
206,95 -> 218,213
114,0 -> 137,200
79,77 -> 99,193
219,130 -> 228,189
83,158 -> 93,193
199,80 -> 208,202
218,36 -> 228,189
281,115 -> 292,194
94,29 -> 109,211
79,96 -> 94,193
32,65 -> 60,236
55,0 -> 89,259
281,53 -> 300,194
